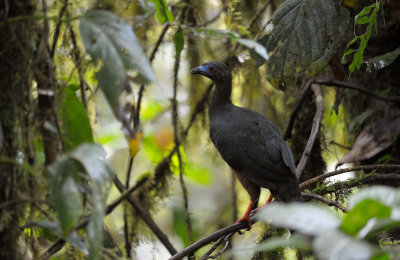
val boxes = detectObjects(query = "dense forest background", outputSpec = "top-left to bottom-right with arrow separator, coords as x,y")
1,0 -> 400,259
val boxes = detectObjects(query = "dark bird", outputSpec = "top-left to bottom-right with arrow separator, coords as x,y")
191,61 -> 303,228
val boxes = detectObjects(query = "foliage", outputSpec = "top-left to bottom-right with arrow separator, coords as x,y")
253,0 -> 349,89
254,186 -> 400,259
341,0 -> 385,77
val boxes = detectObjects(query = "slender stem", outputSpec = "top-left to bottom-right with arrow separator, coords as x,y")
50,0 -> 68,59
296,84 -> 324,179
299,164 -> 400,189
302,192 -> 348,213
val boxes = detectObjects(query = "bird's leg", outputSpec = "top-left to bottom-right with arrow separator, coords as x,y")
235,200 -> 254,229
250,194 -> 274,215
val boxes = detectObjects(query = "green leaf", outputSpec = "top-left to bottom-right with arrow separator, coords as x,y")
348,185 -> 400,210
313,230 -> 383,260
237,38 -> 269,60
356,16 -> 371,25
60,85 -> 94,151
341,199 -> 391,236
80,10 -> 156,115
365,47 -> 400,72
68,143 -> 113,260
173,30 -> 184,58
150,0 -> 174,23
354,3 -> 376,21
257,203 -> 340,235
253,0 -> 349,88
49,158 -> 83,237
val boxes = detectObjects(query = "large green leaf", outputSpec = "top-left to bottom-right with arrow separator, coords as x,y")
257,203 -> 340,235
60,85 -> 94,151
80,10 -> 156,113
49,158 -> 83,237
254,0 -> 349,88
69,143 -> 113,260
313,230 -> 387,260
341,199 -> 391,236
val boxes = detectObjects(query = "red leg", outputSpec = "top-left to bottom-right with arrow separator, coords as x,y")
250,194 -> 274,215
235,201 -> 254,229
264,193 -> 273,205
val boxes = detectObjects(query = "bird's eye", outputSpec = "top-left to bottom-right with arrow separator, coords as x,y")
209,66 -> 215,71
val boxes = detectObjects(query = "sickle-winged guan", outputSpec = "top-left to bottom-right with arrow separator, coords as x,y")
191,61 -> 303,228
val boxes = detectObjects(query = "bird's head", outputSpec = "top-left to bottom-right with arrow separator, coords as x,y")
190,61 -> 231,83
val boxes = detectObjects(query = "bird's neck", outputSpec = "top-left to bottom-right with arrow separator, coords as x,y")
210,79 -> 232,109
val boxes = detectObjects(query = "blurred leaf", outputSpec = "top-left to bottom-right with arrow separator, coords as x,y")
253,0 -> 349,88
149,0 -> 174,23
141,99 -> 165,122
171,147 -> 213,185
128,131 -> 143,158
25,221 -> 62,237
60,85 -> 94,151
365,47 -> 400,73
68,143 -> 112,259
25,222 -> 88,255
49,158 -> 83,237
227,234 -> 311,257
348,108 -> 377,131
173,207 -> 197,247
257,203 -> 340,235
341,199 -> 391,236
173,30 -> 184,58
359,218 -> 400,239
237,38 -> 269,60
313,230 -> 385,260
348,186 -> 400,212
143,135 -> 165,162
80,10 -> 156,114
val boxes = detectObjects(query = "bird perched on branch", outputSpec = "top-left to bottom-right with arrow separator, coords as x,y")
191,61 -> 303,228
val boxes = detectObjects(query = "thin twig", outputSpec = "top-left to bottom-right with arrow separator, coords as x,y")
50,0 -> 68,59
171,28 -> 193,245
248,0 -> 272,29
296,84 -> 324,179
299,164 -> 400,189
283,79 -> 313,140
301,192 -> 348,213
315,76 -> 400,103
330,140 -> 351,150
199,233 -> 234,260
169,220 -> 251,260
113,177 -> 178,255
0,198 -> 53,210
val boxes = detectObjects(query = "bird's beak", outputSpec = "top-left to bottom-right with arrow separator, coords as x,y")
190,66 -> 202,75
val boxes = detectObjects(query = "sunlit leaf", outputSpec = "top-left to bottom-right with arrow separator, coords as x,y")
313,230 -> 385,260
80,10 -> 156,114
149,0 -> 174,23
257,203 -> 340,235
341,199 -> 391,236
253,0 -> 349,88
60,85 -> 94,151
237,38 -> 268,60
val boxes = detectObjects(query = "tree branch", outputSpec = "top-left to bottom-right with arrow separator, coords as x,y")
299,164 -> 400,189
296,83 -> 324,179
302,192 -> 348,213
315,76 -> 400,103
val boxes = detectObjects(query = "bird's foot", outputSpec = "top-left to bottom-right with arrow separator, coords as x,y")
250,194 -> 274,216
235,215 -> 252,230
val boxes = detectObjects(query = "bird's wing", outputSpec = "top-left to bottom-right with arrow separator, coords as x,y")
257,116 -> 297,175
